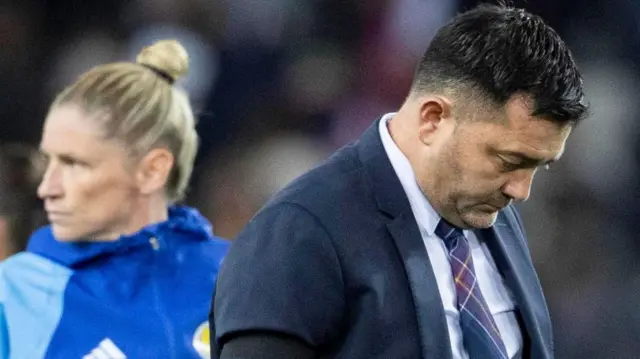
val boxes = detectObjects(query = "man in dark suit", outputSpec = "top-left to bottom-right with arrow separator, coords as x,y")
211,4 -> 587,359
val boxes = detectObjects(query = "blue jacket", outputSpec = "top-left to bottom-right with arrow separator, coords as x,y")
0,205 -> 229,359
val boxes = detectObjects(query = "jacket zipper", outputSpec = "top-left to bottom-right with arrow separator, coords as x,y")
150,236 -> 178,359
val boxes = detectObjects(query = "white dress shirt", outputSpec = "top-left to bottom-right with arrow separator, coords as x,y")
379,113 -> 523,359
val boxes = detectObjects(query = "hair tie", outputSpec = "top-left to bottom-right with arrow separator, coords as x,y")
140,64 -> 175,85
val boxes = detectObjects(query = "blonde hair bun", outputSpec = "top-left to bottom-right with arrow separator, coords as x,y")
136,39 -> 189,83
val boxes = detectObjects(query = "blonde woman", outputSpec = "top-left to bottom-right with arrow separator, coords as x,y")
0,40 -> 228,359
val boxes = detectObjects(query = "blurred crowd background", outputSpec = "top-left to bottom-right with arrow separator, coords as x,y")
1,0 -> 638,357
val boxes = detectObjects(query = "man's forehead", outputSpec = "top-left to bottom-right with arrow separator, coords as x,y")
498,119 -> 571,161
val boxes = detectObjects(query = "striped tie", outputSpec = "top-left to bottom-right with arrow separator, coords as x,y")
435,219 -> 509,359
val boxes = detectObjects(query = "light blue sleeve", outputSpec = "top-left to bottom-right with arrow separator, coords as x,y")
0,303 -> 7,359
0,253 -> 72,359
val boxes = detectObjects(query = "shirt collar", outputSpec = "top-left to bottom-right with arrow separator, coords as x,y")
378,113 -> 441,236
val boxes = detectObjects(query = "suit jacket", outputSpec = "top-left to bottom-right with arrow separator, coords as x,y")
211,118 -> 554,359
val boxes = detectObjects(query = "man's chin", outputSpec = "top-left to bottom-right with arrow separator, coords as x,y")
459,210 -> 499,229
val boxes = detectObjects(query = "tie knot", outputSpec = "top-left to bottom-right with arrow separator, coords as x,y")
435,219 -> 464,242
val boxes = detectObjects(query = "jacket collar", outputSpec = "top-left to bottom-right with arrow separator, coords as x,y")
357,116 -> 411,218
27,205 -> 213,268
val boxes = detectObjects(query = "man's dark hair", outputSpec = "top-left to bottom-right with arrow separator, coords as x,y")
412,3 -> 587,124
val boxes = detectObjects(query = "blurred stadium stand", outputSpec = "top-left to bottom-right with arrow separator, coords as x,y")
1,0 -> 639,357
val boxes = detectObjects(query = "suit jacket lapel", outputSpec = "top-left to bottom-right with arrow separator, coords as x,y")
387,211 -> 453,359
477,210 -> 553,359
358,118 -> 452,359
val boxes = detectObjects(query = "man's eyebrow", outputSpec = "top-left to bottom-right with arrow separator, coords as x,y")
501,150 -> 560,166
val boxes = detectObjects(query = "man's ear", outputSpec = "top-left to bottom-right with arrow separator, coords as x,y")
417,95 -> 453,145
135,148 -> 174,195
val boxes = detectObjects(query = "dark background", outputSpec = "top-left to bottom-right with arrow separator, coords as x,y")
1,1 -> 638,357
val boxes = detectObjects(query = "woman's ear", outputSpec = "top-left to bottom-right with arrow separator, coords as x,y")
135,148 -> 174,195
